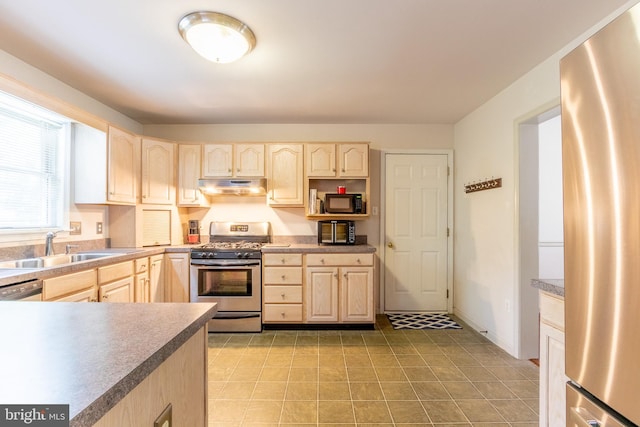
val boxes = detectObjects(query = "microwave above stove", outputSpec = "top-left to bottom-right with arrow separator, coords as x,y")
318,220 -> 356,245
324,193 -> 363,214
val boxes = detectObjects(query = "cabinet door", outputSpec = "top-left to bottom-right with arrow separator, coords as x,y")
340,267 -> 374,322
141,138 -> 175,204
338,143 -> 368,177
99,277 -> 134,302
305,143 -> 336,177
178,144 -> 207,206
202,144 -> 233,177
149,254 -> 165,302
267,144 -> 304,206
236,144 -> 264,177
165,253 -> 190,302
305,266 -> 339,322
107,126 -> 139,204
134,272 -> 149,303
51,288 -> 98,302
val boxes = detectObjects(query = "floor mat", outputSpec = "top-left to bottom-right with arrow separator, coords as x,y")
386,313 -> 463,330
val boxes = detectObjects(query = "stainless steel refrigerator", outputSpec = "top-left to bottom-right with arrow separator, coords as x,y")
562,3 -> 640,426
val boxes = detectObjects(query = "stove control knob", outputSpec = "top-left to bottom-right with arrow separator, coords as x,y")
244,253 -> 251,259
207,252 -> 214,258
235,252 -> 242,258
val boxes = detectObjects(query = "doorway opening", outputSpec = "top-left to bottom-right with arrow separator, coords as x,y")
516,104 -> 562,360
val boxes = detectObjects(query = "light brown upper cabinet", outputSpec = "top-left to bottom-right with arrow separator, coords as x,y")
305,143 -> 369,177
141,138 -> 175,205
267,143 -> 304,206
177,144 -> 208,207
74,124 -> 140,205
202,143 -> 264,177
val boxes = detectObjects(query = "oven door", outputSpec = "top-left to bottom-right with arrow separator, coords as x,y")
189,260 -> 261,312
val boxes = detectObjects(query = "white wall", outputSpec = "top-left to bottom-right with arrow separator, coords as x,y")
538,116 -> 564,279
452,1 -> 637,356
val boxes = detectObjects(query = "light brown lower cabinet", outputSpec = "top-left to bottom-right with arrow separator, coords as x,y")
43,269 -> 98,302
98,261 -> 134,302
262,253 -> 303,323
164,253 -> 190,302
93,327 -> 207,427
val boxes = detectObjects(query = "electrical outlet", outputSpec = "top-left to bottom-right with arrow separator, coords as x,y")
69,221 -> 82,235
372,206 -> 378,216
96,222 -> 103,234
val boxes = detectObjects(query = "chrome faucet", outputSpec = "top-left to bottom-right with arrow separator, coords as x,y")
45,231 -> 58,256
65,244 -> 80,255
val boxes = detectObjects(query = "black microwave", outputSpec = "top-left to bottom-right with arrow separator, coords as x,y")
324,193 -> 363,214
318,220 -> 356,245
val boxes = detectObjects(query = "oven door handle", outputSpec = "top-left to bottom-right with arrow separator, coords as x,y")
214,312 -> 261,320
190,260 -> 260,267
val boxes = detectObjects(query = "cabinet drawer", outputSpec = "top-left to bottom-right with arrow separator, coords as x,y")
263,267 -> 303,284
134,257 -> 149,274
263,253 -> 302,266
264,304 -> 303,322
43,269 -> 97,300
540,291 -> 565,331
264,286 -> 303,303
98,261 -> 134,284
305,253 -> 373,266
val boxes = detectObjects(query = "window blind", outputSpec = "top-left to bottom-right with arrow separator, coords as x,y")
0,93 -> 67,230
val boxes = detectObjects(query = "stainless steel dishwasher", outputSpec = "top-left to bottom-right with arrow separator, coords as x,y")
0,278 -> 43,301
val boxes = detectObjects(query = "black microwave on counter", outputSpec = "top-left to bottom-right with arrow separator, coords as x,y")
318,220 -> 356,245
324,193 -> 363,214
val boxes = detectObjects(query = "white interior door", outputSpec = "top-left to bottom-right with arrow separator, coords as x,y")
384,153 -> 449,312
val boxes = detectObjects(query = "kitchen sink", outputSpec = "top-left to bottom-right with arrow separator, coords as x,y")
0,252 -> 116,268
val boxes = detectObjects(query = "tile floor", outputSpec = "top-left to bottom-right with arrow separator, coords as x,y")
206,314 -> 539,426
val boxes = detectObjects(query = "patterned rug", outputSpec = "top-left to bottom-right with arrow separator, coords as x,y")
386,313 -> 462,330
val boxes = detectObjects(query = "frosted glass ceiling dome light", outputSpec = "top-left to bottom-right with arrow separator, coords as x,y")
178,11 -> 256,64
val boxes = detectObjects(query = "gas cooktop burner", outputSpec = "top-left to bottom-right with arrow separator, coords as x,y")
198,241 -> 265,251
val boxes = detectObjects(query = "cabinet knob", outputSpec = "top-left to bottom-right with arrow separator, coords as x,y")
280,312 -> 285,318
103,295 -> 108,300
228,168 -> 232,173
281,258 -> 285,264
321,259 -> 325,264
281,293 -> 286,299
356,258 -> 361,264
387,242 -> 394,248
343,273 -> 348,279
334,273 -> 339,279
281,275 -> 286,280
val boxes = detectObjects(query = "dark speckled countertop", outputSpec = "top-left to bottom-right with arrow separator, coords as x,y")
531,278 -> 565,297
0,301 -> 216,427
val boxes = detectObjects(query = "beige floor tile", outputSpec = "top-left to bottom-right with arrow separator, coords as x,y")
403,367 -> 438,381
442,381 -> 483,399
422,400 -> 468,423
346,366 -> 378,381
396,354 -> 427,367
375,367 -> 407,381
289,367 -> 318,382
318,381 -> 351,400
352,401 -> 393,423
370,353 -> 401,367
280,400 -> 318,423
285,381 -> 318,400
259,366 -> 290,381
489,399 -> 538,422
242,400 -> 282,423
251,381 -> 287,400
486,366 -> 529,381
420,353 -> 455,367
413,381 -> 452,400
380,382 -> 419,400
209,399 -> 250,422
386,400 -> 431,423
344,353 -> 373,367
457,366 -> 497,381
292,354 -> 319,367
350,381 -> 385,400
318,400 -> 355,423
319,365 -> 348,381
473,382 -> 517,399
220,382 -> 255,400
503,380 -> 539,398
430,366 -> 467,381
456,399 -> 505,423
228,367 -> 262,382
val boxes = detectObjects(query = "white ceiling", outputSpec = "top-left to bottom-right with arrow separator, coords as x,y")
0,0 -> 633,125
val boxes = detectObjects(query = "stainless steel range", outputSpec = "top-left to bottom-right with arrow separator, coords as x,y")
190,221 -> 270,332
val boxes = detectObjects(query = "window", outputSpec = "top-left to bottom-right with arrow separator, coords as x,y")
0,91 -> 69,231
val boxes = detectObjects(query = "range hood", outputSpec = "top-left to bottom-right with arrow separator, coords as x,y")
198,178 -> 267,196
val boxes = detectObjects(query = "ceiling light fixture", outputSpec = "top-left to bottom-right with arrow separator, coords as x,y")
178,11 -> 256,64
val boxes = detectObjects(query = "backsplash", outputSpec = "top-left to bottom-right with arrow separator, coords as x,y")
0,239 -> 110,261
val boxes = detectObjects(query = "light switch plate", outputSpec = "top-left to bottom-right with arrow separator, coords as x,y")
69,221 -> 81,235
153,403 -> 171,427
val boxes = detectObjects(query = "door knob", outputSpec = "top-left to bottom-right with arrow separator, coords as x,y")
387,242 -> 394,248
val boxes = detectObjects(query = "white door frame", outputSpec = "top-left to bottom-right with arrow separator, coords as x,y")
380,149 -> 454,313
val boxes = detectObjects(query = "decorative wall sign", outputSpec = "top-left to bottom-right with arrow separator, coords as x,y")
464,177 -> 502,194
